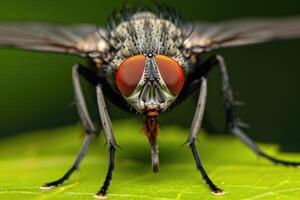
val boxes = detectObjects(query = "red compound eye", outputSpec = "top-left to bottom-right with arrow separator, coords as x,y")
155,55 -> 185,96
116,55 -> 146,96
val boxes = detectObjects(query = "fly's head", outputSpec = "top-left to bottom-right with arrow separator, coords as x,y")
115,52 -> 185,116
107,10 -> 191,116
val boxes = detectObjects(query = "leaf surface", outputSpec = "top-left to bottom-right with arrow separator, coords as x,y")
0,120 -> 300,200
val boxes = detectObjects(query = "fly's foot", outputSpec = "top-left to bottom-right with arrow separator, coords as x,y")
211,187 -> 225,196
40,180 -> 63,190
94,191 -> 108,199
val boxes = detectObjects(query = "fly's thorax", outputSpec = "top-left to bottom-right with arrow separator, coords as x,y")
109,12 -> 188,70
107,12 -> 189,114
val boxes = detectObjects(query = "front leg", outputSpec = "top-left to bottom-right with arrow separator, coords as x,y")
41,64 -> 97,189
95,84 -> 117,199
188,77 -> 224,195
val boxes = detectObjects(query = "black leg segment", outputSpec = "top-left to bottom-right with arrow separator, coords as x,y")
95,146 -> 115,198
189,141 -> 224,195
41,133 -> 94,189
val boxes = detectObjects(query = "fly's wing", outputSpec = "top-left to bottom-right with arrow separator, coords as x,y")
186,17 -> 300,52
0,23 -> 109,57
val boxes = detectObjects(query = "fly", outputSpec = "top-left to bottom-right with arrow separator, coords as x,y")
0,5 -> 300,199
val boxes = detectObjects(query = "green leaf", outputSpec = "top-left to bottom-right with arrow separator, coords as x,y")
0,120 -> 300,200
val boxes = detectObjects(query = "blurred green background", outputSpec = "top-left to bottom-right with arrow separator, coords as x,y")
0,0 -> 300,151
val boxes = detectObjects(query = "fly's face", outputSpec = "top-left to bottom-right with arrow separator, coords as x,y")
115,52 -> 185,115
108,12 -> 189,115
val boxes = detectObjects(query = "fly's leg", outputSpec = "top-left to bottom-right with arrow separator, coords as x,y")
41,64 -> 98,189
215,55 -> 300,166
95,84 -> 117,199
188,78 -> 224,195
180,54 -> 300,166
41,134 -> 94,189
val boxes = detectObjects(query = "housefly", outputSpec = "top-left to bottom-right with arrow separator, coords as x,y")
0,5 -> 300,199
